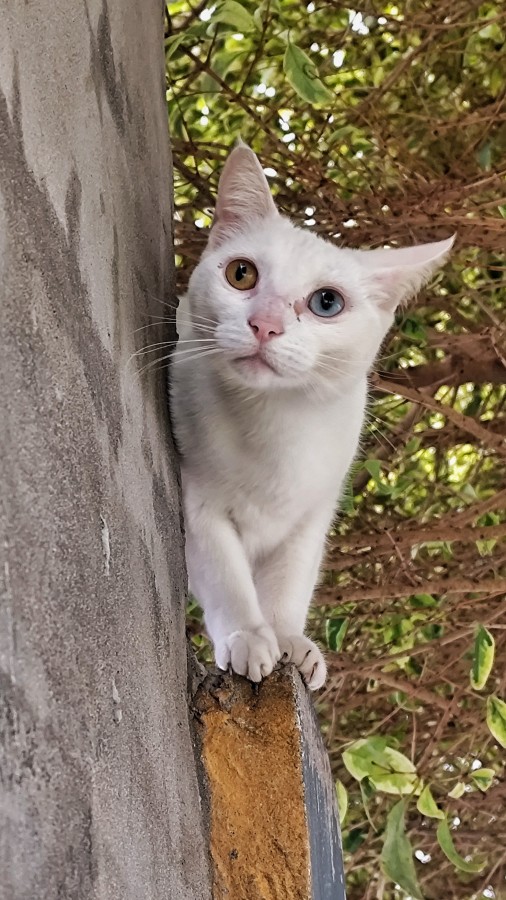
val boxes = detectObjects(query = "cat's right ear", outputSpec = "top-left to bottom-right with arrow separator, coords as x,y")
358,236 -> 456,311
207,142 -> 279,250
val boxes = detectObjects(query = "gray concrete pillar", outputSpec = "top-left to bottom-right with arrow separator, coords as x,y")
0,1 -> 211,897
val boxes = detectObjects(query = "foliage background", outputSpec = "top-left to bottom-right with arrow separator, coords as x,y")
164,2 -> 505,897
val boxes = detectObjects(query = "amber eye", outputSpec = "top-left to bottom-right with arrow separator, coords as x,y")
225,259 -> 258,291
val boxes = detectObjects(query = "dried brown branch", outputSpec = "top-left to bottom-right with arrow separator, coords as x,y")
373,375 -> 506,455
380,352 -> 505,389
317,576 -> 506,604
329,523 -> 506,555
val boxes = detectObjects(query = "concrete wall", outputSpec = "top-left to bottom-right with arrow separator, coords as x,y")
0,1 -> 211,897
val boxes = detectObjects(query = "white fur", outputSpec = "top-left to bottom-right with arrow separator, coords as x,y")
170,144 -> 453,690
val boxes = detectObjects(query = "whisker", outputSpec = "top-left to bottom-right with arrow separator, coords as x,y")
128,339 -> 218,369
173,340 -> 216,347
174,337 -> 216,343
142,291 -> 183,316
318,353 -> 373,365
125,340 -> 220,380
173,344 -> 218,357
365,417 -> 397,452
314,361 -> 353,378
187,314 -> 218,326
170,348 -> 224,365
138,348 -> 224,377
377,347 -> 415,365
135,351 -> 177,377
177,323 -> 216,332
130,319 -> 216,340
158,316 -> 216,331
125,342 -> 173,368
131,321 -> 172,334
144,313 -> 216,329
143,290 -> 218,326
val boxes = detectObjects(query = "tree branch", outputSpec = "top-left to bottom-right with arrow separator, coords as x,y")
380,353 -> 506,389
317,576 -> 506,604
328,523 -> 506,556
372,375 -> 506,456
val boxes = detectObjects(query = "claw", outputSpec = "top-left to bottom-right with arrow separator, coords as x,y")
278,634 -> 327,691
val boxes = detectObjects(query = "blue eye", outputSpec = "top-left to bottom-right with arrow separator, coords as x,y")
308,288 -> 345,318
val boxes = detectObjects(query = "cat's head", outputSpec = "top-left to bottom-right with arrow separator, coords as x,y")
186,142 -> 454,394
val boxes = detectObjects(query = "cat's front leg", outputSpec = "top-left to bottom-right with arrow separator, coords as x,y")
183,482 -> 281,682
255,511 -> 333,690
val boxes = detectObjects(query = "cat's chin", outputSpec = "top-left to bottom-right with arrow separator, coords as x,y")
235,354 -> 278,375
226,355 -> 318,392
229,354 -> 281,388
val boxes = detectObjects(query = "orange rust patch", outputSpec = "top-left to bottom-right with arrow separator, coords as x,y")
196,670 -> 310,900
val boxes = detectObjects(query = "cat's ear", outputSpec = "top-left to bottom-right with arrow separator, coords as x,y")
207,141 -> 279,249
359,236 -> 455,310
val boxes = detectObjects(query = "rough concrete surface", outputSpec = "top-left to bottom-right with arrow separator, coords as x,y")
0,2 -> 211,898
195,668 -> 345,900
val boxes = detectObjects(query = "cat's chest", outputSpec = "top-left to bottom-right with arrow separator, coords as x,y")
188,390 -> 364,551
199,441 -> 317,555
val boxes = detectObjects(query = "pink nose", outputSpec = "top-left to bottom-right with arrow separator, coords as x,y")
248,315 -> 284,344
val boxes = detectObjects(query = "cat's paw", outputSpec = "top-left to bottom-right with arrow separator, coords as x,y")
215,625 -> 281,683
278,635 -> 327,690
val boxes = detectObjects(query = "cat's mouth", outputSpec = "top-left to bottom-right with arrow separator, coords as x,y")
234,353 -> 279,376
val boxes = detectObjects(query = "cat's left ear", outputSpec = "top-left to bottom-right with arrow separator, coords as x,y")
207,141 -> 279,250
359,236 -> 455,310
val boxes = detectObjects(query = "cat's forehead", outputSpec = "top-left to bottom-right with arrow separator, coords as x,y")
208,216 -> 357,289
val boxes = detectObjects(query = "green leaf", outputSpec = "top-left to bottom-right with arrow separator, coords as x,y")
327,124 -> 354,144
342,738 -> 419,795
477,142 -> 492,171
343,827 -> 366,853
381,800 -> 423,900
335,779 -> 348,826
372,65 -> 384,88
416,785 -> 444,819
253,7 -> 263,28
436,817 -> 486,873
405,436 -> 421,455
448,781 -> 465,800
410,593 -> 437,608
283,42 -> 333,105
486,695 -> 506,748
342,737 -> 387,781
476,538 -> 497,556
471,625 -> 495,690
478,22 -> 505,42
363,459 -> 392,494
489,65 -> 504,98
364,459 -> 382,481
326,616 -> 349,652
400,315 -> 427,344
165,32 -> 188,60
470,767 -> 495,792
210,48 -> 250,79
165,23 -> 205,60
211,0 -> 257,32
360,777 -> 378,831
372,770 -> 420,796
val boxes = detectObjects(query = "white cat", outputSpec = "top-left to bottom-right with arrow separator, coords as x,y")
170,143 -> 453,690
